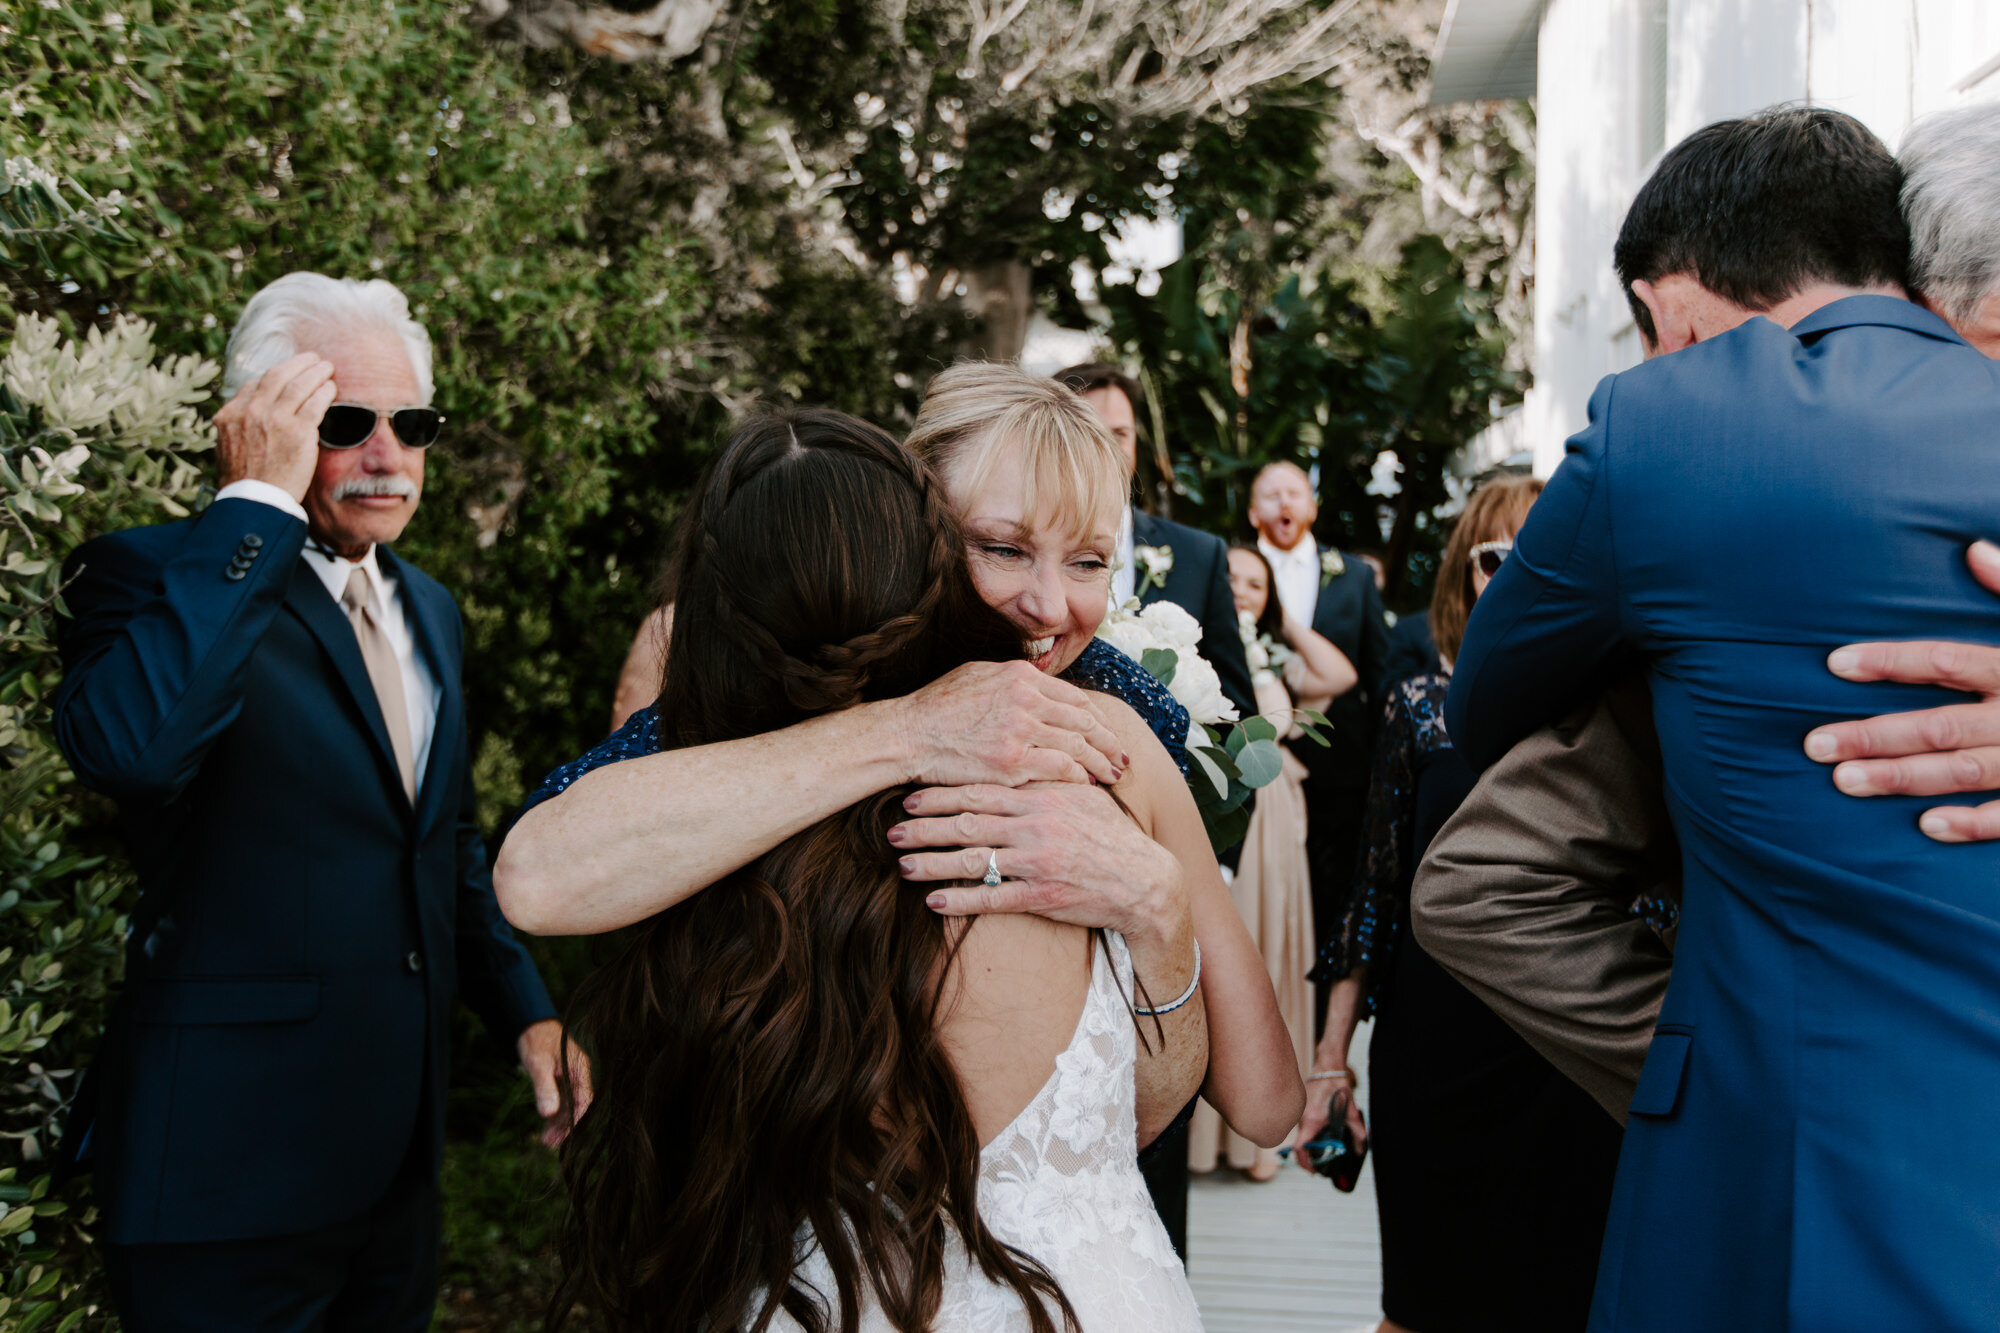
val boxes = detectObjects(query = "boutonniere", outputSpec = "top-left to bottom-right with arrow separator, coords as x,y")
1135,543 -> 1174,596
1319,548 -> 1345,588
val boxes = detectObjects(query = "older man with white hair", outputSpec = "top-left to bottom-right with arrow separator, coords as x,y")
51,272 -> 578,1330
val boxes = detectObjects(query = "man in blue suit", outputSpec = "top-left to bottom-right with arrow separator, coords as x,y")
1447,108 -> 2000,1331
54,273 -> 577,1330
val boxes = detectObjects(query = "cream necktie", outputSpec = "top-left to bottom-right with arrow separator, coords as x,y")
341,568 -> 417,803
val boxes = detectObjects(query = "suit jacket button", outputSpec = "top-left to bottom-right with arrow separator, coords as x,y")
404,951 -> 423,974
224,566 -> 247,581
242,533 -> 265,549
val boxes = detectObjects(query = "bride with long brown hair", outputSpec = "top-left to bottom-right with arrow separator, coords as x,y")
552,408 -> 1206,1331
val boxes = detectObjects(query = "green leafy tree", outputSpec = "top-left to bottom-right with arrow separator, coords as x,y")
5,0 -> 703,815
1103,233 -> 1517,608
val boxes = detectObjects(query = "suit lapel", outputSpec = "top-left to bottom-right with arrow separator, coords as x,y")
284,559 -> 411,812
1309,543 -> 1341,640
380,547 -> 460,834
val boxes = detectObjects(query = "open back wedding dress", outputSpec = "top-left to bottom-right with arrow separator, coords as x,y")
780,932 -> 1205,1332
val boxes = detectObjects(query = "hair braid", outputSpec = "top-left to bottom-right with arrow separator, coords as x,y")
695,433 -> 1016,716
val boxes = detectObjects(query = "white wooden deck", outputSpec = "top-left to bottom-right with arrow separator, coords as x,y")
1185,1023 -> 1383,1333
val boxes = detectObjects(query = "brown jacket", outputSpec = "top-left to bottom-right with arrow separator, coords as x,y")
1410,676 -> 1680,1122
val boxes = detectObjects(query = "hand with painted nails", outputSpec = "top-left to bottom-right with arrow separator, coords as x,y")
1805,540 -> 2000,843
890,781 -> 1183,944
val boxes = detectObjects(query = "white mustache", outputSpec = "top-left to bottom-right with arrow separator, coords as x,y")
332,476 -> 417,501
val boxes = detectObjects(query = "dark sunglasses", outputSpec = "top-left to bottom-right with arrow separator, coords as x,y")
1470,539 -> 1512,579
318,402 -> 445,450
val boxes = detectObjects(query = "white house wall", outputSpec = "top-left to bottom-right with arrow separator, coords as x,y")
1524,0 -> 2000,475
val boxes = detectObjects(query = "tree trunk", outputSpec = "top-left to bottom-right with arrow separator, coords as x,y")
958,260 -> 1032,363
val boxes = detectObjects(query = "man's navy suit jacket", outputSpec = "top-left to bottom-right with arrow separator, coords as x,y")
1130,508 -> 1257,724
1294,550 -> 1391,794
1447,297 -> 2000,1331
53,496 -> 554,1246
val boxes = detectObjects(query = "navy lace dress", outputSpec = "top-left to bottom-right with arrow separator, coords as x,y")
1308,674 -> 1622,1333
520,637 -> 1189,817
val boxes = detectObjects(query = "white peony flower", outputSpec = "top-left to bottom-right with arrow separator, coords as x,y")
1095,599 -> 1239,748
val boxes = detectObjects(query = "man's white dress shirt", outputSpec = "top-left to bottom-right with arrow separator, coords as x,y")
217,479 -> 441,786
1111,507 -> 1137,608
1258,533 -> 1320,628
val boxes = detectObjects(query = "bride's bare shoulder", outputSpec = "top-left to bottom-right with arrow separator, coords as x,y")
1077,689 -> 1181,827
940,913 -> 1095,1143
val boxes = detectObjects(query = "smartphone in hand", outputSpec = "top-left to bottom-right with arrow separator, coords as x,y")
1277,1091 -> 1368,1192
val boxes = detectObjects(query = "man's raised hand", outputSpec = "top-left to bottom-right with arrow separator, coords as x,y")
885,659 -> 1128,788
1805,540 -> 2000,843
213,352 -> 335,503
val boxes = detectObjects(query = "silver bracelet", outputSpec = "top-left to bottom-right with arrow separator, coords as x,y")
1133,941 -> 1202,1016
1307,1068 -> 1355,1082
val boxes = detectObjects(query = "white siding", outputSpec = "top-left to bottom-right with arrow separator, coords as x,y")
1515,0 -> 2000,474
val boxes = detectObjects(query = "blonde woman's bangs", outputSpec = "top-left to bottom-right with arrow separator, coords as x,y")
909,362 -> 1127,543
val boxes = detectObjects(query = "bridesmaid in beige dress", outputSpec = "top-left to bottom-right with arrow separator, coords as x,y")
1190,546 -> 1359,1179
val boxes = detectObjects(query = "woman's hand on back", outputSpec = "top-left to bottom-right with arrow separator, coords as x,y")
886,660 -> 1129,789
890,781 -> 1182,946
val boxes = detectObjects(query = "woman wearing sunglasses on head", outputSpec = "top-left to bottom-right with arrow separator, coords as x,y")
1289,476 -> 1624,1333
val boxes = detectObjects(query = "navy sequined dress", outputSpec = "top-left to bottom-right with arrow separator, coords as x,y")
520,637 -> 1190,818
1308,674 -> 1622,1333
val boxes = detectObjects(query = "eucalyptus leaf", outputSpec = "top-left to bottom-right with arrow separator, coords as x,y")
1214,778 -> 1253,814
1200,800 -> 1251,853
1140,646 -> 1179,686
1195,744 -> 1242,784
1188,744 -> 1231,803
1235,737 -> 1284,788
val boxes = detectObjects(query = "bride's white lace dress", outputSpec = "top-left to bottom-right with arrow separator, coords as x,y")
780,932 -> 1205,1331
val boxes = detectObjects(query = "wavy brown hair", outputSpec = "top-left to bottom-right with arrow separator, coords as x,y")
1431,474 -> 1544,667
551,410 -> 1082,1333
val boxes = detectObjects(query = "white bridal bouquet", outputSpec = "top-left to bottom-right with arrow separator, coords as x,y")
1097,599 -> 1327,851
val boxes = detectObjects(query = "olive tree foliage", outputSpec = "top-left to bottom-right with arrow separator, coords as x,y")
482,0 -> 1397,359
0,164 -> 219,1333
3,0 -> 715,817
1094,1 -> 1530,608
1323,0 -> 1535,363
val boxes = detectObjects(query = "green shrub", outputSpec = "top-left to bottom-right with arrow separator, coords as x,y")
4,0 -> 706,817
0,308 -> 218,1331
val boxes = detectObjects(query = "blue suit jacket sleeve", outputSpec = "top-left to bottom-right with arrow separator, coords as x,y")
441,609 -> 557,1041
453,747 -> 557,1039
54,498 -> 308,805
1447,378 -> 1631,770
